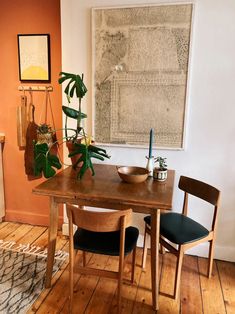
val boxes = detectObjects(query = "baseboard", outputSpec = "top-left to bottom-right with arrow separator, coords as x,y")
137,235 -> 235,262
62,222 -> 235,262
5,210 -> 63,227
186,243 -> 235,262
62,222 -> 77,235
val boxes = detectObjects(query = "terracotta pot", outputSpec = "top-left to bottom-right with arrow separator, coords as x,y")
66,140 -> 83,168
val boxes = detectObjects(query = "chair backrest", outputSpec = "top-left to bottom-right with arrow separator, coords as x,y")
179,176 -> 220,206
66,204 -> 133,232
178,176 -> 220,231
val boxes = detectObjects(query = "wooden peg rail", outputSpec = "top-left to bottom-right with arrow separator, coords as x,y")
18,85 -> 53,92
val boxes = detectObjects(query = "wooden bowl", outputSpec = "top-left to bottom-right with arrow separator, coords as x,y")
117,166 -> 149,183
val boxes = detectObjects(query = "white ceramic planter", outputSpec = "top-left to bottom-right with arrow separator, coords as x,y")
153,168 -> 167,181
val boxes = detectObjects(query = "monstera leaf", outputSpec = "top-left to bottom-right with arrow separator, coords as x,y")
58,72 -> 87,99
62,106 -> 87,120
34,143 -> 62,178
68,143 -> 110,179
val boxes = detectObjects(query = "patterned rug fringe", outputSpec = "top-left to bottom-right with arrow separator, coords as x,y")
0,239 -> 68,260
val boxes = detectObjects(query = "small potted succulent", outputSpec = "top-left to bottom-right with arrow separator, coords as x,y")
34,72 -> 110,179
153,156 -> 167,181
37,124 -> 54,147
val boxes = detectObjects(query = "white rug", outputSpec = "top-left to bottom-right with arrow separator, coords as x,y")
0,240 -> 68,314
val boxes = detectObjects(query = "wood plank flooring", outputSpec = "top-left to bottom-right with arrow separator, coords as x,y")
0,222 -> 235,314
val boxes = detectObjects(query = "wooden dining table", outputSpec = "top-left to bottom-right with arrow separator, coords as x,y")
32,164 -> 175,311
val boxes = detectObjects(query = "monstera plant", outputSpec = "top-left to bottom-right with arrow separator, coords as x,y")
34,72 -> 110,179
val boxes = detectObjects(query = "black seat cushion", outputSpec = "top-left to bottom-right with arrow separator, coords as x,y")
73,226 -> 139,256
144,213 -> 209,245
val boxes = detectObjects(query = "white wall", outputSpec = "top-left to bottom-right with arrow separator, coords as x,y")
60,0 -> 235,261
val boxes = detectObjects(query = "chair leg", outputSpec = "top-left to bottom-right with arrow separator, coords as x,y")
131,246 -> 137,283
69,249 -> 75,313
117,258 -> 124,313
83,251 -> 86,267
173,246 -> 184,299
160,240 -> 166,255
208,239 -> 214,278
67,210 -> 75,314
142,225 -> 148,269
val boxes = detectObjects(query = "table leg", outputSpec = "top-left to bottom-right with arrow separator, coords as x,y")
45,196 -> 59,288
150,208 -> 161,311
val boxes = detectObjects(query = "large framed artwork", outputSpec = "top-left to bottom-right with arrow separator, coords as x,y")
17,34 -> 51,82
92,3 -> 193,149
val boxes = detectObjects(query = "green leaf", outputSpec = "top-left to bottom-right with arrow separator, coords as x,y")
58,72 -> 74,84
88,145 -> 107,154
89,152 -> 105,161
69,84 -> 76,98
62,106 -> 87,120
34,143 -> 62,179
44,161 -> 57,178
67,143 -> 110,179
34,142 -> 48,154
68,143 -> 86,157
48,154 -> 62,169
58,72 -> 87,99
88,145 -> 110,159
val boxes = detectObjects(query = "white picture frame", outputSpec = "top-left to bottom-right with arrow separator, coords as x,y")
92,3 -> 193,150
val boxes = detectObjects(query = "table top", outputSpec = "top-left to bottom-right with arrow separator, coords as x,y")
33,164 -> 175,213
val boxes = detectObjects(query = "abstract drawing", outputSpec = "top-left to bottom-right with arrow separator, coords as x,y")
92,4 -> 193,148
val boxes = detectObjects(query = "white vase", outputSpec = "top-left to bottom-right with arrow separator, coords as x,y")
146,156 -> 154,177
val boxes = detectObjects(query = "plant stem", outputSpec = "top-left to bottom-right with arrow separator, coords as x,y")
77,97 -> 82,132
82,128 -> 87,146
76,73 -> 84,133
65,116 -> 68,139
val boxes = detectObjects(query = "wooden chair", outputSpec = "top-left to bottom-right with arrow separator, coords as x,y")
142,176 -> 220,299
66,204 -> 139,313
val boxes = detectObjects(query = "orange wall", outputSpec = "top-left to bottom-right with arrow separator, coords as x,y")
0,0 -> 63,226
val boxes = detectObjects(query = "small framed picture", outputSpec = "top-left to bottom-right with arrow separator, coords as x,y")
17,34 -> 51,82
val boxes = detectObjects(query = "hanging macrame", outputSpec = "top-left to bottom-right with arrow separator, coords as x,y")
36,88 -> 58,156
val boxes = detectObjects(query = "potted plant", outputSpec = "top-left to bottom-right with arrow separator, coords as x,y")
34,72 -> 110,179
153,156 -> 167,181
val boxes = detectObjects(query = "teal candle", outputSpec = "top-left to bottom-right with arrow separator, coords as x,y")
148,128 -> 153,158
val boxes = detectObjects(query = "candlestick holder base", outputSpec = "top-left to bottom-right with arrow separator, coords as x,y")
146,156 -> 154,177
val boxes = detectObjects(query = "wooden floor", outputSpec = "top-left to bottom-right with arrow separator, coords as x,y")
0,222 -> 235,314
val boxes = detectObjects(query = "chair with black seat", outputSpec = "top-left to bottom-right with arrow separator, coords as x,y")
142,176 -> 220,299
66,204 -> 139,313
